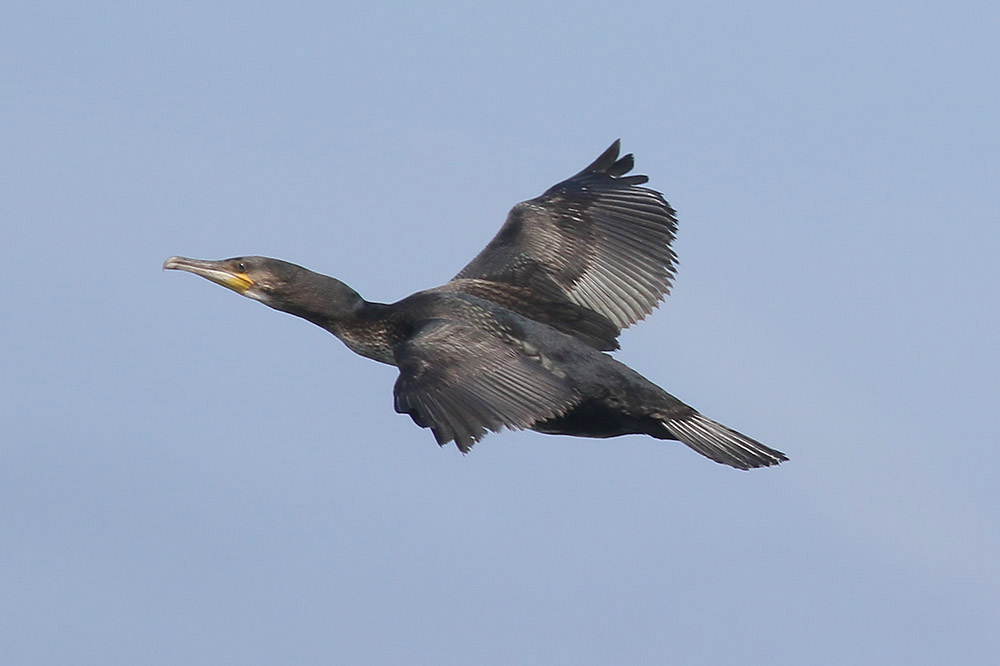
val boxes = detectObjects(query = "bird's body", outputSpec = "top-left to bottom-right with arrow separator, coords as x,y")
165,141 -> 787,469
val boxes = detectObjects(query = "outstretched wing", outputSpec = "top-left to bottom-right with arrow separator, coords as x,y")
452,140 -> 678,345
393,319 -> 578,452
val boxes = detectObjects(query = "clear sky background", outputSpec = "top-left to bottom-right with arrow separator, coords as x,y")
3,2 -> 998,664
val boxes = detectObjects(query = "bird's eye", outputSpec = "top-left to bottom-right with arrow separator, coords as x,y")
236,261 -> 247,273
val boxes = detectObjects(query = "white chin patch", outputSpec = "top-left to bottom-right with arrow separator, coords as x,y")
244,289 -> 269,304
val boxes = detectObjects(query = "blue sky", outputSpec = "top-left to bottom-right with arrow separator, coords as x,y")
3,2 -> 998,664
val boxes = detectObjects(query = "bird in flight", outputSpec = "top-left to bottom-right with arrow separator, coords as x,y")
165,141 -> 787,469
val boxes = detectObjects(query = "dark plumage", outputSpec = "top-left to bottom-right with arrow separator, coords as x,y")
164,140 -> 787,469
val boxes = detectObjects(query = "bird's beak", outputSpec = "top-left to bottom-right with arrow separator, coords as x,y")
163,256 -> 255,295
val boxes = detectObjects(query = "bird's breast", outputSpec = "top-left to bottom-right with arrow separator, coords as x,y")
335,323 -> 398,365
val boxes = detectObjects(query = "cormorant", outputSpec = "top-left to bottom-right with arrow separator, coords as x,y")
164,141 -> 787,469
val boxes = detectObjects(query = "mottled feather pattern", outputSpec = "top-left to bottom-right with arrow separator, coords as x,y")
393,319 -> 577,452
437,278 -> 620,350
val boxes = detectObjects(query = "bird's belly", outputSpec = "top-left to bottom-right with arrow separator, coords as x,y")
531,400 -> 665,439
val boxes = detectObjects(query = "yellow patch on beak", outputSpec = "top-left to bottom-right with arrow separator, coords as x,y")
225,272 -> 255,294
163,257 -> 258,298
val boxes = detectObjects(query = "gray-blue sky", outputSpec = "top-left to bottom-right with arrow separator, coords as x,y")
3,2 -> 998,664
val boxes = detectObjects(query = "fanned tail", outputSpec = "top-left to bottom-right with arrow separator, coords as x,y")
662,413 -> 788,470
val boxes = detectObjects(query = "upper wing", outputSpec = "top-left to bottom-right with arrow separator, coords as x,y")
393,319 -> 578,452
452,140 -> 678,341
434,278 -> 622,351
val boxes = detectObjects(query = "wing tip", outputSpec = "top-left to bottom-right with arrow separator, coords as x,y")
577,139 -> 637,179
583,139 -> 621,173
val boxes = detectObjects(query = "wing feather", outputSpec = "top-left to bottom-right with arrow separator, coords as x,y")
452,140 -> 678,344
393,320 -> 578,452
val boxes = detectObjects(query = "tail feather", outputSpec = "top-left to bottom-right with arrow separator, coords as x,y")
662,413 -> 787,470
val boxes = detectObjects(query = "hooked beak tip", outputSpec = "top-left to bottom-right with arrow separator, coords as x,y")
163,256 -> 185,270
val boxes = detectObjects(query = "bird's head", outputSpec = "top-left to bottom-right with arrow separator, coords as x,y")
162,255 -> 293,305
163,255 -> 364,323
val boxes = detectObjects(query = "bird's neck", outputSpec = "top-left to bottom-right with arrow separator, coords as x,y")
265,275 -> 361,324
280,283 -> 399,365
263,272 -> 400,365
329,301 -> 399,365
